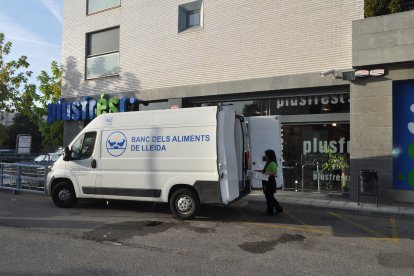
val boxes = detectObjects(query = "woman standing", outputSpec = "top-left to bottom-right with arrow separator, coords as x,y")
261,149 -> 283,216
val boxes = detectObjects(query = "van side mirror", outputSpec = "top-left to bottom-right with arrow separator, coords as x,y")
62,146 -> 71,161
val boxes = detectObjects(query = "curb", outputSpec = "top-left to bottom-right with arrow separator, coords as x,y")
247,193 -> 414,218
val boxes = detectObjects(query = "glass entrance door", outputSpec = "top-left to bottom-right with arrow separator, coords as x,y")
282,123 -> 350,193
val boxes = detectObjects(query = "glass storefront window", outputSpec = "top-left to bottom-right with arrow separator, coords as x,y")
282,123 -> 350,193
187,92 -> 350,194
194,93 -> 349,116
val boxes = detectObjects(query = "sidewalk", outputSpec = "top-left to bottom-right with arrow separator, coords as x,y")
247,190 -> 414,218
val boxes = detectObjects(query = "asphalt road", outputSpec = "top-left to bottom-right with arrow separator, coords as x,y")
0,191 -> 413,275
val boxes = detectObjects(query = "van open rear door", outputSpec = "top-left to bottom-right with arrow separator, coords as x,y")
249,116 -> 283,189
217,108 -> 245,205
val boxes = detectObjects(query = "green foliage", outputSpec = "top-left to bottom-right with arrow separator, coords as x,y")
19,61 -> 63,147
322,148 -> 350,189
0,33 -> 33,111
388,0 -> 401,13
364,0 -> 402,17
39,121 -> 63,148
37,61 -> 62,106
0,32 -> 63,148
322,148 -> 349,172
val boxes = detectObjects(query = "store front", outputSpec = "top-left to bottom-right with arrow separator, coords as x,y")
185,89 -> 350,195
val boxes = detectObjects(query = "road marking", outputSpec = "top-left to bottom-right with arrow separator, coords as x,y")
236,207 -> 331,235
284,210 -> 325,234
389,218 -> 400,244
369,237 -> 399,242
246,222 -> 331,235
328,211 -> 386,239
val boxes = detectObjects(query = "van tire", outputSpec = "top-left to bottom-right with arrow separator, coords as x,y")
52,182 -> 78,208
169,188 -> 200,220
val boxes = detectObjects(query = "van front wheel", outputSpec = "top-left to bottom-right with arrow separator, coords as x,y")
170,188 -> 200,220
52,182 -> 78,208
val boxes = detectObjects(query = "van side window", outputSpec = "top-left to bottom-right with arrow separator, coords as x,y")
70,132 -> 97,160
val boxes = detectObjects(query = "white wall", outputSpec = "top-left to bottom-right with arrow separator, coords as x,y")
62,0 -> 364,99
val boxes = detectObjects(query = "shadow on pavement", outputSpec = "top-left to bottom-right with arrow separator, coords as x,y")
1,190 -> 413,241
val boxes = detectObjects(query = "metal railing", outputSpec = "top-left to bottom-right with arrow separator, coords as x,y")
0,163 -> 48,195
301,163 -> 318,192
301,159 -> 324,193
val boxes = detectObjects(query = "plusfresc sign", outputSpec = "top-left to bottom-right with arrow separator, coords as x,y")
47,94 -> 143,123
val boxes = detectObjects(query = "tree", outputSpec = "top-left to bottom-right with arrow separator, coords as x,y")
364,0 -> 402,17
388,0 -> 401,13
365,0 -> 389,17
18,61 -> 63,148
35,61 -> 63,147
0,33 -> 33,111
1,32 -> 63,148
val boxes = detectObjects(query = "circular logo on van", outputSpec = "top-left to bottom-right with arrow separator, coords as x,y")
106,131 -> 127,157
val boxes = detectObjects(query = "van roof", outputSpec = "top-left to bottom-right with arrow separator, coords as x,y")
85,106 -> 219,131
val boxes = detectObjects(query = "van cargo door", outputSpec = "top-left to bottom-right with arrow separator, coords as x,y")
234,116 -> 247,192
217,109 -> 240,204
249,116 -> 283,189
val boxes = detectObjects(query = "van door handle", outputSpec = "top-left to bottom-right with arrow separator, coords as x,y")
91,159 -> 97,169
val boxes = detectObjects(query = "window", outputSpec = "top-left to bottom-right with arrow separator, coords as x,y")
178,1 -> 203,33
187,10 -> 200,28
87,0 -> 121,15
86,27 -> 120,79
71,132 -> 97,160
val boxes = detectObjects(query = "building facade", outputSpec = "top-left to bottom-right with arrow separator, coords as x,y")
351,11 -> 414,204
62,0 -> 402,201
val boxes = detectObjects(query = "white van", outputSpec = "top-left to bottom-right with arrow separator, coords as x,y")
46,106 -> 281,219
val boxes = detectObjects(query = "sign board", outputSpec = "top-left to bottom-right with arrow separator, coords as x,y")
369,69 -> 385,77
355,70 -> 369,78
16,134 -> 32,154
393,81 -> 414,191
354,69 -> 385,78
170,105 -> 179,110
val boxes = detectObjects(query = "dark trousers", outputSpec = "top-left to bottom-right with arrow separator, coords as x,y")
264,190 -> 281,214
262,177 -> 283,215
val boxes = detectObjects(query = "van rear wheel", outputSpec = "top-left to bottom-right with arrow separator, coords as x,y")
170,188 -> 200,220
52,182 -> 78,208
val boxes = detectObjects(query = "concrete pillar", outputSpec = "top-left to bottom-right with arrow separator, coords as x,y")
349,79 -> 393,203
